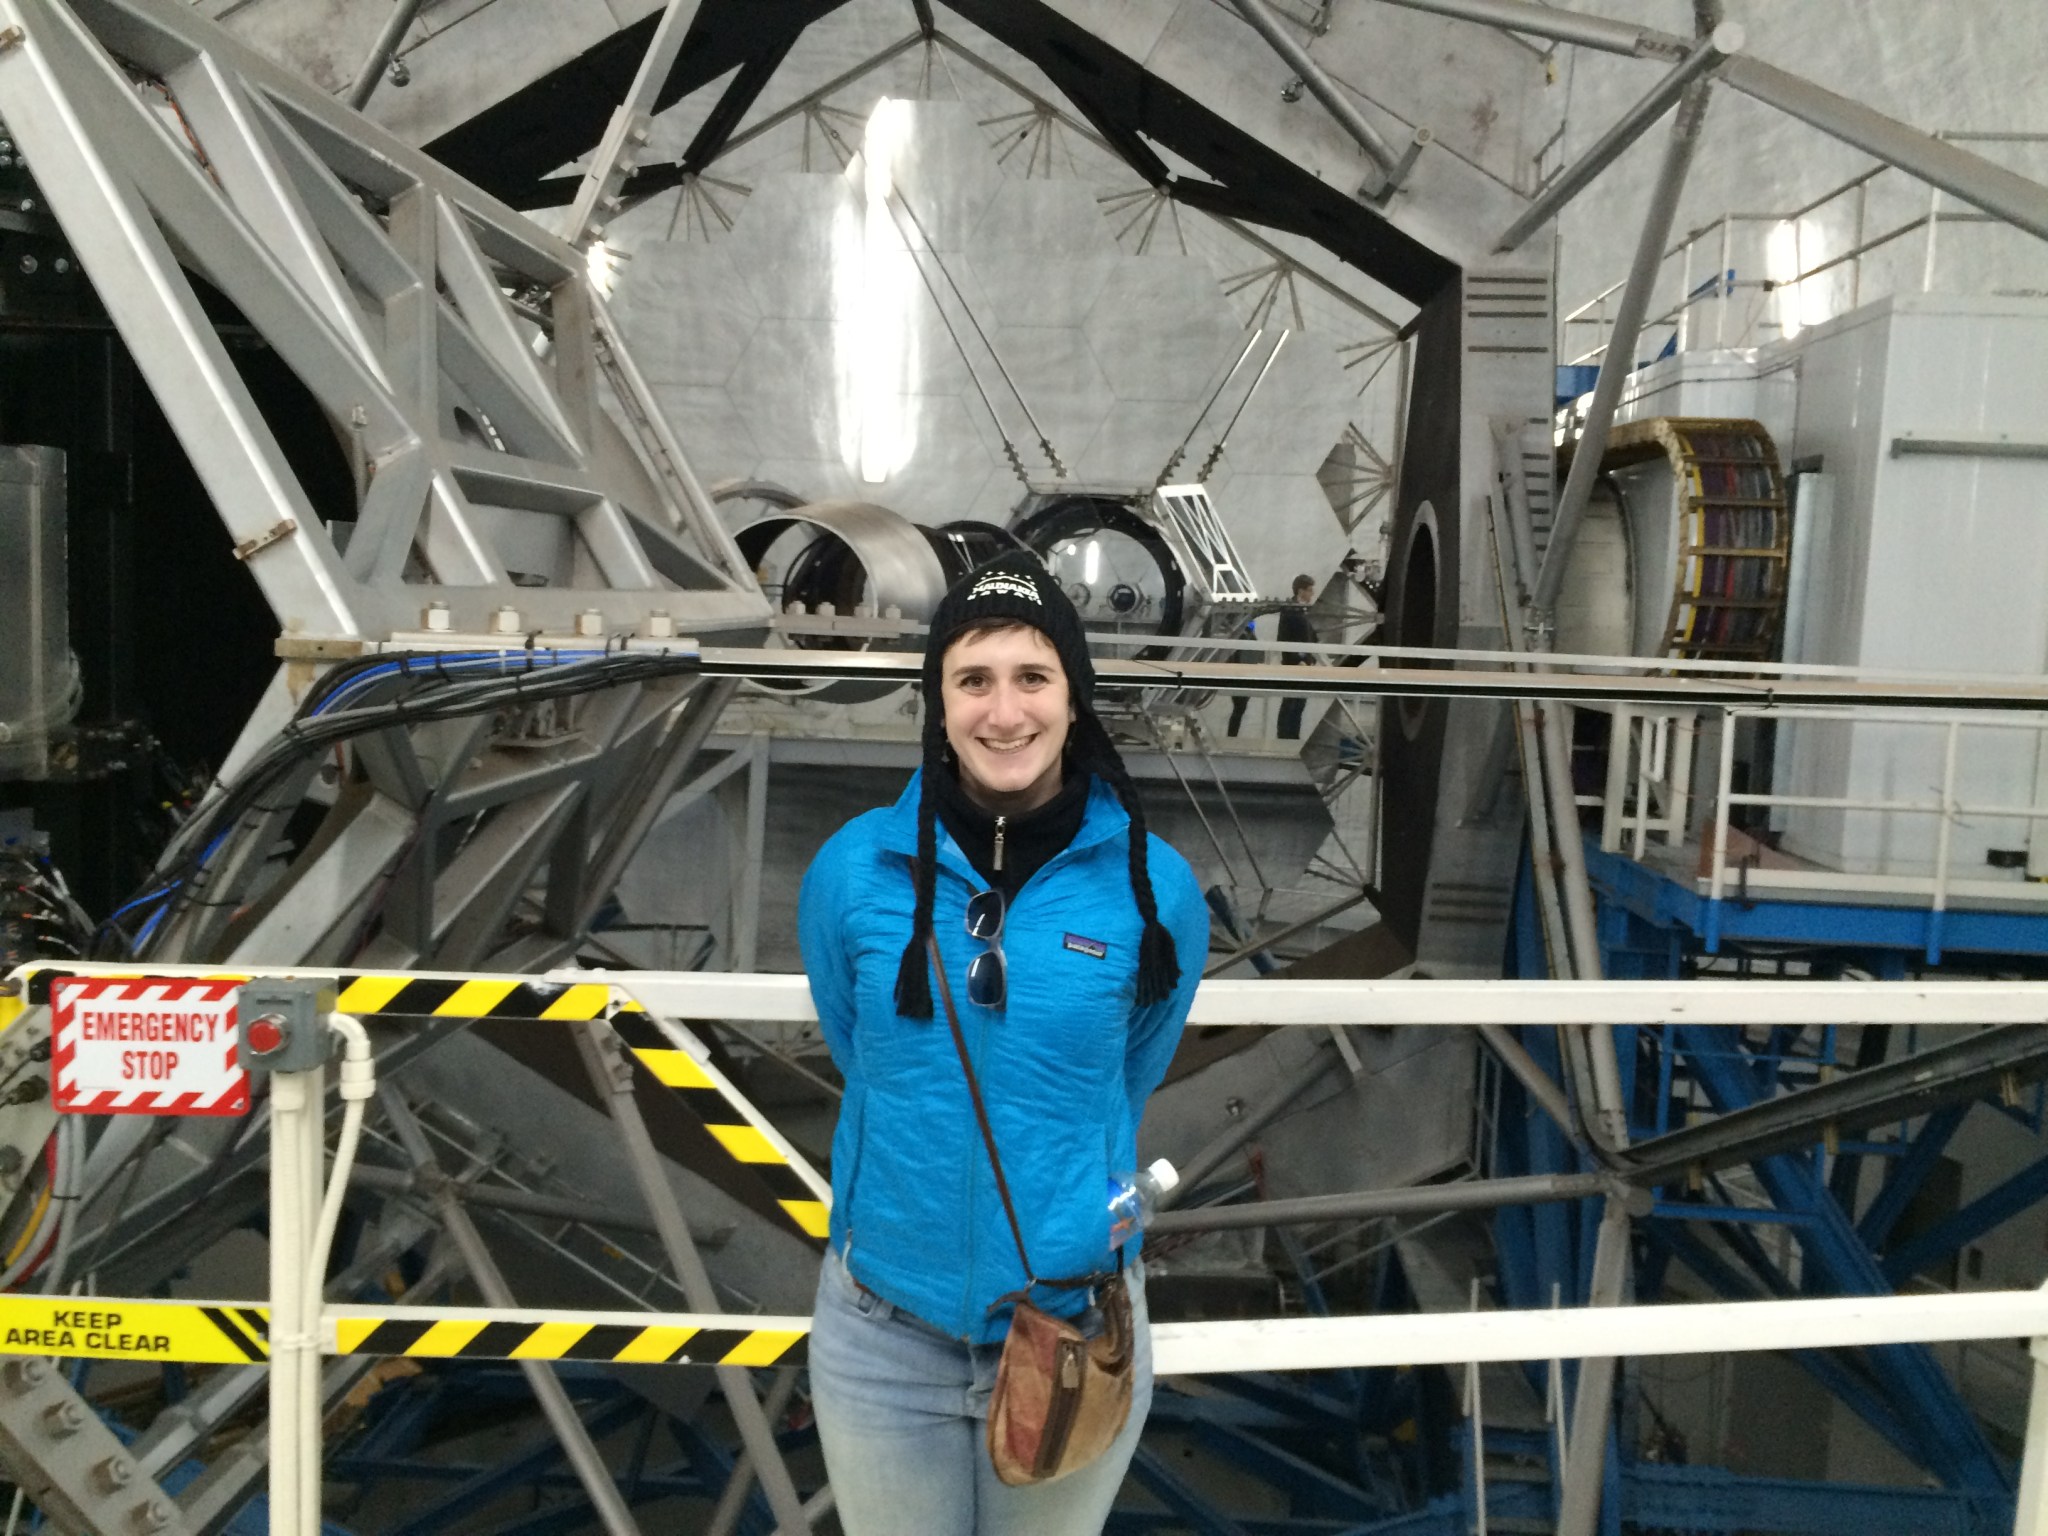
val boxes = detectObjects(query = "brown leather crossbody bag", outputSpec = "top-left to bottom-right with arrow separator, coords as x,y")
928,937 -> 1134,1486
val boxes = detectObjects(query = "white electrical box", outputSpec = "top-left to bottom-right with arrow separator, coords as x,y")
1771,295 -> 2048,880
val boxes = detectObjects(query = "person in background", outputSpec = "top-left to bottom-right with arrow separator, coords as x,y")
1225,611 -> 1257,737
1276,573 -> 1318,740
798,551 -> 1209,1535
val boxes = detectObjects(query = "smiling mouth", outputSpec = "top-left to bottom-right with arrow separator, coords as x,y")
977,736 -> 1038,756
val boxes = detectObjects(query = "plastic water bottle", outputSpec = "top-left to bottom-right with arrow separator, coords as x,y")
1106,1158 -> 1180,1250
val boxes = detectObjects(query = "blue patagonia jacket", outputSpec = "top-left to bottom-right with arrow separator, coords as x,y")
798,769 -> 1209,1344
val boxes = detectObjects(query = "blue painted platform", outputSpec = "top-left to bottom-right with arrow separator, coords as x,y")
1584,837 -> 2048,963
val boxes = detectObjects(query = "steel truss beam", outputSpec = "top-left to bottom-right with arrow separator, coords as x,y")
1644,1221 -> 1932,1472
1495,28 -> 1736,255
565,0 -> 706,247
0,7 -> 784,988
1150,1171 -> 1617,1234
1880,1150 -> 2048,1286
1,0 -> 765,639
1622,1026 -> 2048,1189
1675,1025 -> 2009,1493
1369,0 -> 1691,58
1719,53 -> 2048,245
1534,72 -> 1714,613
1226,0 -> 1406,185
1858,1104 -> 1969,1249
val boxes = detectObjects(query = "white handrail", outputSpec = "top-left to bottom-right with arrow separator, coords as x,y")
1697,705 -> 2048,917
10,960 -> 2048,1028
9,959 -> 2048,1528
1561,129 -> 2048,361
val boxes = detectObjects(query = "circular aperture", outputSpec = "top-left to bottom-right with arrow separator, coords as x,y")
1395,512 -> 1438,737
1012,496 -> 1184,654
730,501 -> 950,703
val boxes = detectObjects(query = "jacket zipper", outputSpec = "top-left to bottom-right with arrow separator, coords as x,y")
992,815 -> 1007,872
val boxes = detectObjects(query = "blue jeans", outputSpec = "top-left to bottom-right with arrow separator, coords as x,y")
809,1247 -> 1151,1535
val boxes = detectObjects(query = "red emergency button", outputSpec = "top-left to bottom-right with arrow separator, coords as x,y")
246,1015 -> 287,1056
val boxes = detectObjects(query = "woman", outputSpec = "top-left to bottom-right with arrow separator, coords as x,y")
798,552 -> 1209,1534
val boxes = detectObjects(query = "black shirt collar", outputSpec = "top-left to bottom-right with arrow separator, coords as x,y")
932,766 -> 1090,899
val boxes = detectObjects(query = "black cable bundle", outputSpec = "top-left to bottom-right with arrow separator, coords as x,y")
112,648 -> 711,960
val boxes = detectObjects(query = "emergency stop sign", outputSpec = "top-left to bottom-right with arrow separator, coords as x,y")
51,977 -> 249,1116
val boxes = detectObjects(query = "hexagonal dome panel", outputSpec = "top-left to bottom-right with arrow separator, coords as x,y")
727,316 -> 855,464
612,241 -> 759,390
863,392 -> 1002,526
1067,398 -> 1211,489
969,178 -> 1117,259
648,384 -> 761,487
885,101 -> 1007,255
1084,256 -> 1242,403
725,172 -> 862,322
1206,335 -> 1358,475
975,325 -> 1115,480
963,251 -> 1119,330
1211,473 -> 1352,601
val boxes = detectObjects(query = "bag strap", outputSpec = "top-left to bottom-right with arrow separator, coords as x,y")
929,935 -> 1039,1284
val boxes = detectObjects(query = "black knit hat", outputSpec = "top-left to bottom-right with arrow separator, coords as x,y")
893,550 -> 1182,1019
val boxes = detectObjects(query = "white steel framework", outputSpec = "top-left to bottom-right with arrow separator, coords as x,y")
7,960 -> 2048,1531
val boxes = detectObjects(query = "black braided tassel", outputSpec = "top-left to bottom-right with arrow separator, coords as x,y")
1077,716 -> 1180,1006
893,706 -> 947,1020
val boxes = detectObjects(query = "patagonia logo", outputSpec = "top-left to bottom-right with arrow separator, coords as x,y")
967,571 -> 1042,605
1063,933 -> 1108,959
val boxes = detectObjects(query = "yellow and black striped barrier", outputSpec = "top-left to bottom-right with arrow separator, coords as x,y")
5,964 -> 833,1245
0,1296 -> 810,1367
328,1305 -> 807,1367
330,974 -> 616,1023
607,1011 -> 831,1241
12,965 -> 618,1024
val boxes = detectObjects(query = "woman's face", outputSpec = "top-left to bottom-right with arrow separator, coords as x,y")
940,625 -> 1073,814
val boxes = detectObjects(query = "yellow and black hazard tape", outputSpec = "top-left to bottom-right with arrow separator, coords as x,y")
13,968 -> 620,1023
328,1308 -> 807,1367
0,1297 -> 269,1364
606,1010 -> 830,1242
4,964 -> 832,1243
0,1296 -> 809,1367
332,974 -> 616,1022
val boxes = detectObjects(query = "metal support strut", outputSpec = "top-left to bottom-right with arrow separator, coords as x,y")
1495,26 -> 1740,254
573,1021 -> 813,1533
377,1087 -> 644,1536
1534,74 -> 1715,616
344,0 -> 426,110
1226,0 -> 1411,194
1555,1195 -> 1632,1536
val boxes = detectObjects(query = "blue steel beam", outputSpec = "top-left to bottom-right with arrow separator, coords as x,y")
1334,1514 -> 1462,1536
1107,1520 -> 1423,1535
385,1391 -> 646,1536
1858,1104 -> 1969,1249
1675,1025 -> 2010,1494
1880,1148 -> 2048,1285
1188,1420 -> 1385,1521
1623,1462 -> 2008,1534
1147,1391 -> 1317,1434
1643,1221 -> 1927,1468
473,1467 -> 718,1536
1201,1373 -> 1367,1434
1585,839 -> 2048,958
1127,1444 -> 1256,1536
